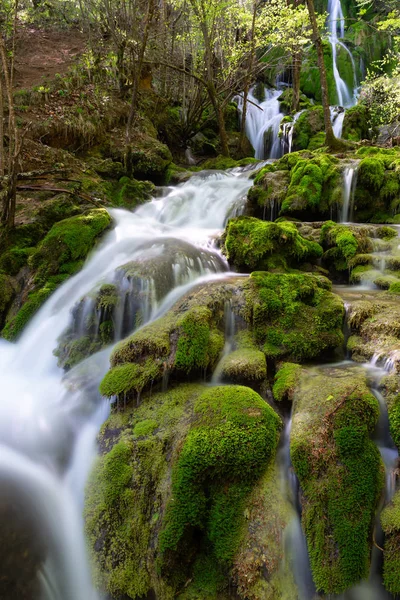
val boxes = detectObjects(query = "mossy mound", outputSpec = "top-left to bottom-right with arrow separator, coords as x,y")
242,271 -> 344,362
85,383 -> 281,599
342,104 -> 370,142
273,362 -> 302,402
290,365 -> 384,595
218,347 -> 267,385
2,209 -> 111,340
353,146 -> 400,222
223,217 -> 322,272
247,151 -> 342,221
101,279 -> 238,403
291,107 -> 325,152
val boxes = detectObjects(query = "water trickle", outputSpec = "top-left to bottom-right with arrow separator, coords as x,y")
211,300 -> 236,383
280,110 -> 305,155
341,164 -> 358,222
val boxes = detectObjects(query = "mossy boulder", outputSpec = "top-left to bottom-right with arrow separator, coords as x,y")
0,274 -> 15,329
273,362 -> 302,402
100,279 -> 238,403
290,365 -> 384,595
291,107 -> 325,152
2,209 -> 111,340
342,104 -> 370,141
242,271 -> 344,362
224,217 -> 323,272
85,383 -> 281,599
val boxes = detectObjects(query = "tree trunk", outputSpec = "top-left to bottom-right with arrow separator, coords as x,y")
305,0 -> 338,149
125,0 -> 155,145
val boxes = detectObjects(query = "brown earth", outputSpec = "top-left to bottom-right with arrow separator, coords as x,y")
13,24 -> 85,90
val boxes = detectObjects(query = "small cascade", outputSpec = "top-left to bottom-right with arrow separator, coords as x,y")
280,110 -> 304,155
237,86 -> 285,159
331,105 -> 346,138
279,418 -> 316,600
211,300 -> 236,383
327,0 -> 357,108
341,164 -> 358,222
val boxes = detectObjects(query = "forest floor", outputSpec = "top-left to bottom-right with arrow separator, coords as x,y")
13,24 -> 85,90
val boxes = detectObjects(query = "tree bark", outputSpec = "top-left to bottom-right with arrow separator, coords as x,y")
305,0 -> 338,149
239,0 -> 258,155
0,75 -> 4,177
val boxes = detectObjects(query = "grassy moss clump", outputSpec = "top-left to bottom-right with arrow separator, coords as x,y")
100,360 -> 160,399
321,221 -> 374,274
243,271 -> 344,362
219,348 -> 267,384
86,383 -> 281,598
291,106 -> 325,151
290,365 -> 384,595
86,384 -> 204,599
273,362 -> 302,402
30,209 -> 111,285
159,385 -> 281,570
2,209 -> 111,340
342,104 -> 369,141
224,217 -> 322,272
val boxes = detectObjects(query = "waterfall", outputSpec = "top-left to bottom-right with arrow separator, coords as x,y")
0,169 -> 254,599
327,0 -> 356,108
281,110 -> 305,154
341,164 -> 358,222
237,86 -> 285,159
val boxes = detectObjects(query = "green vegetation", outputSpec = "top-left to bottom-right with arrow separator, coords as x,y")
243,271 -> 344,362
224,217 -> 322,271
290,366 -> 384,594
159,385 -> 281,572
273,362 -> 302,402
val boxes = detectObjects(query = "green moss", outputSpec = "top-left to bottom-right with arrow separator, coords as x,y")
243,272 -> 344,362
342,104 -> 370,142
290,366 -> 384,595
292,107 -> 325,151
0,274 -> 14,315
273,362 -> 302,402
381,491 -> 400,594
175,307 -> 224,373
2,280 -> 61,340
219,347 -> 267,384
389,282 -> 400,294
160,385 -> 281,567
281,154 -> 341,216
133,419 -> 158,438
358,156 -> 386,191
110,176 -> 155,208
100,360 -> 160,398
86,384 -> 204,599
29,209 -> 111,285
224,217 -> 322,272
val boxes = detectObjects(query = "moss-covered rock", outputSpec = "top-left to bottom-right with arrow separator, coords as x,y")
2,209 -> 111,340
291,107 -> 325,151
290,365 -> 384,594
381,491 -> 400,596
0,274 -> 15,329
224,217 -> 323,272
342,104 -> 370,141
273,362 -> 302,402
85,383 -> 281,599
242,271 -> 344,362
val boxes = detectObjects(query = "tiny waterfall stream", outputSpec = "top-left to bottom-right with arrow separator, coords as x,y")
0,170 -> 253,599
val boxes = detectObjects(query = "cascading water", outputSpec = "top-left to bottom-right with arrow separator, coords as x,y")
281,110 -> 305,155
0,169 -> 254,598
327,0 -> 357,108
237,86 -> 285,159
341,164 -> 358,222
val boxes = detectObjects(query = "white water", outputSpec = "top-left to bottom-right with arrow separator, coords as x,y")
341,165 -> 358,222
281,110 -> 305,154
237,86 -> 285,159
327,0 -> 356,108
0,169 -> 253,598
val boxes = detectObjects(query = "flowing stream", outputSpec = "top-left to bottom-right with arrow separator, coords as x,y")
0,170 -> 253,599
